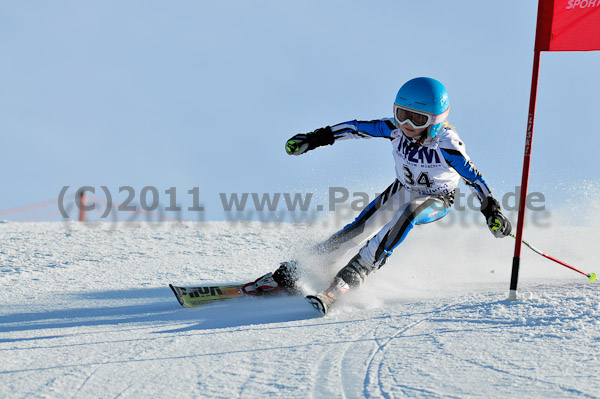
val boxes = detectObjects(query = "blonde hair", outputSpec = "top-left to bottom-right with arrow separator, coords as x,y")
443,120 -> 455,130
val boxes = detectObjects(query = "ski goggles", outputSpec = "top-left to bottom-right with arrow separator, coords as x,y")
394,104 -> 449,129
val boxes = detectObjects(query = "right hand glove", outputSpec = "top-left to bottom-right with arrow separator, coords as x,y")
285,133 -> 311,155
285,126 -> 334,155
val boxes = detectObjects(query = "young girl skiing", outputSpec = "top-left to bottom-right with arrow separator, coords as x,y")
243,77 -> 511,315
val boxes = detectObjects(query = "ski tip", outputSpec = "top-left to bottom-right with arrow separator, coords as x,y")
305,295 -> 327,316
169,284 -> 185,307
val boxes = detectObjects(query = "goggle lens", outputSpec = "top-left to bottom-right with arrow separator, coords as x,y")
395,107 -> 430,128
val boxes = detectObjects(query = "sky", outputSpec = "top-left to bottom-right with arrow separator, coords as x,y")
1,0 -> 599,221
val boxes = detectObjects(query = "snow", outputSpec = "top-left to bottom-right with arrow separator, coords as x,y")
1,220 -> 599,398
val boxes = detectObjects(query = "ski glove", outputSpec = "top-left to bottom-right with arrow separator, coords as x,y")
481,196 -> 512,238
285,126 -> 335,155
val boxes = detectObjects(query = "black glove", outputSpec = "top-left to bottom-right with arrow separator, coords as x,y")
285,126 -> 335,155
480,196 -> 512,238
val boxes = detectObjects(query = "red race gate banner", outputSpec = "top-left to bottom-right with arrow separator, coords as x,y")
536,0 -> 600,51
510,0 -> 600,299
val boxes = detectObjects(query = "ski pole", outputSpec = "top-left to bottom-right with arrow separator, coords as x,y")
509,233 -> 596,282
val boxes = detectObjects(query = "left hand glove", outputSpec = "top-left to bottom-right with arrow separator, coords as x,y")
486,213 -> 511,238
481,197 -> 512,238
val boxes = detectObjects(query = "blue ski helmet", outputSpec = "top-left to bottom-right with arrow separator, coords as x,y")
394,77 -> 450,138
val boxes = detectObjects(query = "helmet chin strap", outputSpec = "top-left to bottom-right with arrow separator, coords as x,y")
403,131 -> 427,152
423,124 -> 439,140
405,131 -> 427,145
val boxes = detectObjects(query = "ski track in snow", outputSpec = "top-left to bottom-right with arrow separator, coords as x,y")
0,222 -> 599,398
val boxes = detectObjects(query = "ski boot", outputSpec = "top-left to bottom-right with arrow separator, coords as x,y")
306,253 -> 374,315
306,276 -> 350,315
241,260 -> 299,296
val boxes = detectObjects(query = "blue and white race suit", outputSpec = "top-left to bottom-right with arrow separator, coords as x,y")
319,119 -> 494,268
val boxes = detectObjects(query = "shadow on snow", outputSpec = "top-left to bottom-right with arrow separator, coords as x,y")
0,287 -> 320,341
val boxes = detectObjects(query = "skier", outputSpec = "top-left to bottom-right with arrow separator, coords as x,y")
242,77 -> 512,314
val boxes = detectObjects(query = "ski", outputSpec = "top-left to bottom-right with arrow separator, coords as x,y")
169,284 -> 245,308
170,283 -> 332,316
305,295 -> 328,316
